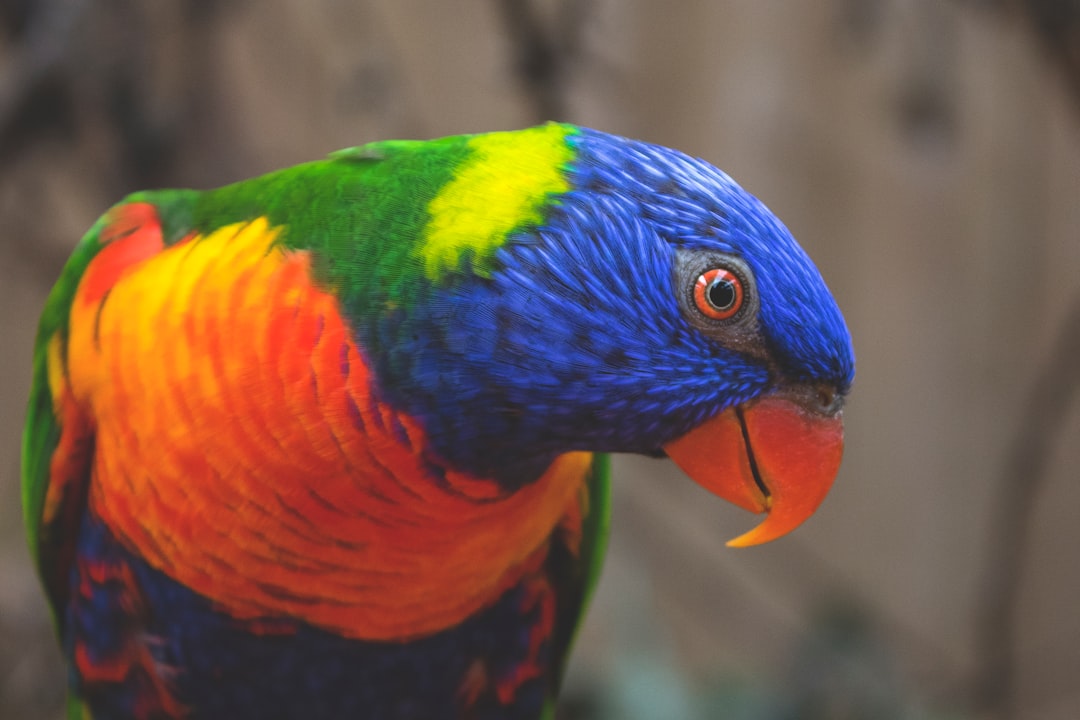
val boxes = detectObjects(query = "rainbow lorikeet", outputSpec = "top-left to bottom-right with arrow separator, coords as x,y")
23,123 -> 854,719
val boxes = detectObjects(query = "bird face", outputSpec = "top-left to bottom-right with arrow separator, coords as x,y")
664,242 -> 848,546
504,130 -> 852,545
373,127 -> 854,544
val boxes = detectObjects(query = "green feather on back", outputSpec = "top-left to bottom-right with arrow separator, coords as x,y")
22,122 -> 611,719
22,119 -> 608,651
22,211 -> 118,626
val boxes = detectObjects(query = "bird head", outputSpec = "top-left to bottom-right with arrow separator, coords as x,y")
357,124 -> 854,546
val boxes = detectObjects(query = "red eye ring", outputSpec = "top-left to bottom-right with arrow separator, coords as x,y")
694,268 -> 744,320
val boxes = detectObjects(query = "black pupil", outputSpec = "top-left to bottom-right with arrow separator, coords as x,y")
707,277 -> 736,310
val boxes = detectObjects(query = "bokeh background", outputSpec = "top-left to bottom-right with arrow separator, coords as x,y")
2,1 -> 1079,719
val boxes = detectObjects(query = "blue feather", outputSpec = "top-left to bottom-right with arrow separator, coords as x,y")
359,128 -> 853,486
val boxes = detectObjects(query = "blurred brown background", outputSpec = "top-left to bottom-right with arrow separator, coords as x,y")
2,1 -> 1079,719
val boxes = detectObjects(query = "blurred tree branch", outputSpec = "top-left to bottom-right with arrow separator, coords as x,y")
965,2 -> 1080,717
493,0 -> 592,122
1009,0 -> 1080,105
0,0 -> 89,154
973,294 -> 1080,719
976,0 -> 1080,111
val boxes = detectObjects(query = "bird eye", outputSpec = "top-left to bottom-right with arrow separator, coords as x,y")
694,268 -> 744,320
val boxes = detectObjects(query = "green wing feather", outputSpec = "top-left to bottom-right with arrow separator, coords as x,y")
20,132 -> 490,626
544,453 -> 612,716
22,211 -> 116,629
26,127 -> 599,719
575,453 -> 614,652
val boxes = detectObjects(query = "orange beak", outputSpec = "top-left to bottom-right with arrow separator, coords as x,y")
662,395 -> 844,547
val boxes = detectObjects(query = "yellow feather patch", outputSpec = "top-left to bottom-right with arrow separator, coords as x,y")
46,334 -> 67,412
420,123 -> 574,279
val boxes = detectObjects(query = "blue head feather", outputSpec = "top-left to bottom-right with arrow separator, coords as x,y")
363,127 -> 854,486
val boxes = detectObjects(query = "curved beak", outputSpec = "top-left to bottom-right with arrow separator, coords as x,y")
662,394 -> 844,547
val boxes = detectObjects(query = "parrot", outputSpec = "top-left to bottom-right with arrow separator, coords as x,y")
22,123 -> 854,720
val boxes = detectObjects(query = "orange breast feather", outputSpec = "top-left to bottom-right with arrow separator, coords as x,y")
65,214 -> 590,641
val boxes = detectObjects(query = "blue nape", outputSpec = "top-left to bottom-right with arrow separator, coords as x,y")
362,127 -> 853,486
68,515 -> 551,720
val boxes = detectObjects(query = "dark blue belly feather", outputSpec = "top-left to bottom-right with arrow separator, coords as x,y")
67,513 -> 561,720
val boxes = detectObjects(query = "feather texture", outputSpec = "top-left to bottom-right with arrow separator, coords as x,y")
23,123 -> 853,719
